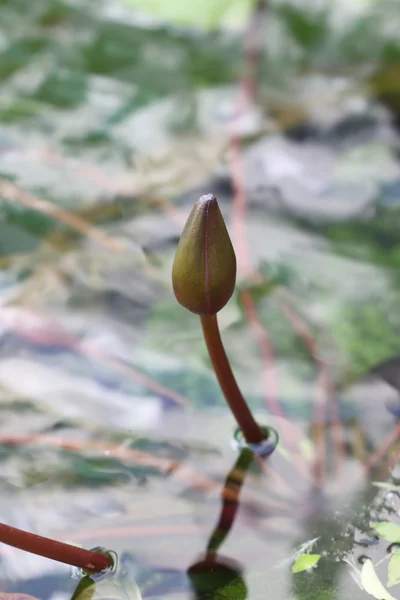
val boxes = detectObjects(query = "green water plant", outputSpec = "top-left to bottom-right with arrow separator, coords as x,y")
172,193 -> 266,444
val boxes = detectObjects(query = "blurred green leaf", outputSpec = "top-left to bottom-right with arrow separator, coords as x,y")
360,559 -> 395,600
373,522 -> 400,543
276,4 -> 329,51
0,38 -> 48,80
292,554 -> 321,573
0,200 -> 55,238
387,551 -> 400,588
0,222 -> 43,255
71,575 -> 142,600
0,98 -> 51,122
71,576 -> 96,600
121,0 -> 257,30
32,69 -> 88,108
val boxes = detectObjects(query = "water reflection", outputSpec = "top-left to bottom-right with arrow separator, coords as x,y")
188,557 -> 246,600
188,448 -> 254,599
1,394 -> 400,599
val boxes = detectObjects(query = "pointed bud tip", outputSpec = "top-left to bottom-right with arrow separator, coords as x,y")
198,193 -> 217,205
172,193 -> 236,315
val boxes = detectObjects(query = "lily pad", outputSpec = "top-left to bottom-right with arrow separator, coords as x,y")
292,554 -> 321,574
373,522 -> 400,543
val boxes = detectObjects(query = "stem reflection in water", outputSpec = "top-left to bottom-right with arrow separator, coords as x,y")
188,448 -> 255,599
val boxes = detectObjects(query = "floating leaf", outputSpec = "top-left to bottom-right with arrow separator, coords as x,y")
361,559 -> 396,600
373,522 -> 400,543
388,551 -> 400,588
292,554 -> 321,573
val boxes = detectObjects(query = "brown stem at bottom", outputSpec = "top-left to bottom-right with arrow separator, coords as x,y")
0,522 -> 111,572
200,314 -> 265,443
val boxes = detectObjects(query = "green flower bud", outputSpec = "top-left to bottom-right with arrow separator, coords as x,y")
172,194 -> 236,316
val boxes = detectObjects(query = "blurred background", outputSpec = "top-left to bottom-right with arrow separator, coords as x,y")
0,0 -> 400,599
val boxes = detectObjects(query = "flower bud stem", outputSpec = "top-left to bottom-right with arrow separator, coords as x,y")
200,314 -> 265,444
0,522 -> 111,572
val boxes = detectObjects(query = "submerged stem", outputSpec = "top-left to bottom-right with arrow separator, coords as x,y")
206,448 -> 254,554
200,314 -> 265,443
0,522 -> 111,572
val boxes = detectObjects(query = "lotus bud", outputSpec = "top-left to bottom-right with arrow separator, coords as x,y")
172,194 -> 236,316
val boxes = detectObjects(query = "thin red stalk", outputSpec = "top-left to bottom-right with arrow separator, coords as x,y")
228,119 -> 297,457
239,290 -> 300,460
229,140 -> 285,436
227,0 -> 289,450
280,303 -> 326,486
200,314 -> 265,443
243,0 -> 269,102
228,0 -> 336,488
0,178 -> 125,254
280,302 -> 345,476
0,523 -> 111,572
310,371 -> 327,488
363,423 -> 400,474
239,291 -> 282,420
254,454 -> 302,498
0,526 -> 203,560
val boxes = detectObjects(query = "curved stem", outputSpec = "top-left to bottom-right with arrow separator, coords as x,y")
200,314 -> 265,443
0,522 -> 111,572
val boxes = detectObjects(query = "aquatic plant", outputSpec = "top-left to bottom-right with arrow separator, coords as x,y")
172,193 -> 266,444
0,194 -> 265,577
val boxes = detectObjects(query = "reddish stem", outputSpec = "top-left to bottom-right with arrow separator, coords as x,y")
0,522 -> 111,572
243,0 -> 269,102
200,314 -> 265,443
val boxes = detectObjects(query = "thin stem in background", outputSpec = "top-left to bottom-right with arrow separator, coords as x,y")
280,303 -> 327,487
280,301 -> 345,477
0,523 -> 111,572
0,178 -> 126,254
200,314 -> 265,443
228,0 -> 291,452
238,290 -> 288,426
243,0 -> 269,102
228,0 -> 341,487
363,422 -> 400,475
228,106 -> 285,442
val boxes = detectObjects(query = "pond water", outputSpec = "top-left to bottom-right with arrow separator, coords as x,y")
0,0 -> 400,599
